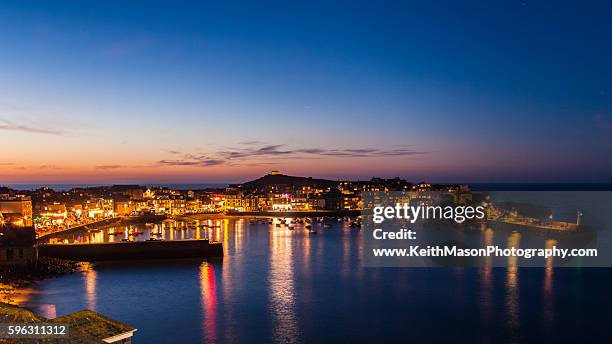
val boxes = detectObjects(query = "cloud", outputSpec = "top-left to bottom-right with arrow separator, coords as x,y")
155,144 -> 428,168
238,140 -> 266,145
0,119 -> 66,135
38,165 -> 62,170
96,165 -> 124,170
157,157 -> 226,167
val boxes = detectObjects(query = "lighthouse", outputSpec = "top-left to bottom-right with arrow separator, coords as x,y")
576,210 -> 583,227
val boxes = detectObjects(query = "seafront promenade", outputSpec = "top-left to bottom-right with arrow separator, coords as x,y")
36,217 -> 121,242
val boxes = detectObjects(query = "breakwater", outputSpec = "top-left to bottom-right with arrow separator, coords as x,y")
38,239 -> 223,261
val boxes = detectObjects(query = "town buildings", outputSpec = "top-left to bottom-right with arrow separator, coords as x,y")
1,172 -> 473,235
0,195 -> 33,227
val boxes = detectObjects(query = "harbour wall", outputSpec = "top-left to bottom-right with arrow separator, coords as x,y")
38,239 -> 223,261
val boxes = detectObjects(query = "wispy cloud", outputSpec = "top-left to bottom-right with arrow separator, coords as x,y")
38,165 -> 63,170
95,165 -> 125,170
238,140 -> 266,145
155,144 -> 428,168
0,119 -> 66,135
158,156 -> 226,167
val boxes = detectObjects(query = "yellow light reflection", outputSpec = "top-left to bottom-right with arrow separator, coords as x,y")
269,224 -> 298,343
84,264 -> 97,311
505,232 -> 520,335
543,238 -> 556,324
480,227 -> 494,323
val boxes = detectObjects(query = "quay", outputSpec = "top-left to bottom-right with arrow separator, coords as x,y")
37,239 -> 223,261
223,210 -> 361,218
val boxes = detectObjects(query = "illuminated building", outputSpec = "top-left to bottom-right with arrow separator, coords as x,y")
85,198 -> 114,219
39,202 -> 68,225
114,199 -> 136,216
0,195 -> 33,226
271,197 -> 292,211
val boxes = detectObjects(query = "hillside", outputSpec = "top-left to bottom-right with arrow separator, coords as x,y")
240,173 -> 338,189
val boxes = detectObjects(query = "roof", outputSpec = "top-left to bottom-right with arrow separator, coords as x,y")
52,309 -> 136,343
0,302 -> 44,323
0,303 -> 135,343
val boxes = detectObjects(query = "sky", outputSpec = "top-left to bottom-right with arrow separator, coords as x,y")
1,0 -> 611,184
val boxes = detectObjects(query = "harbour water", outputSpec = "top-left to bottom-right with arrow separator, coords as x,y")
16,217 -> 612,343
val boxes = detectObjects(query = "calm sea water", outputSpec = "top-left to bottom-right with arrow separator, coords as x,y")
19,216 -> 612,343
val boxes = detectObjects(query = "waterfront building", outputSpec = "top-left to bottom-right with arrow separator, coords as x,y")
271,197 -> 292,211
0,225 -> 36,268
223,191 -> 249,212
341,193 -> 361,210
308,197 -> 326,210
323,189 -> 343,210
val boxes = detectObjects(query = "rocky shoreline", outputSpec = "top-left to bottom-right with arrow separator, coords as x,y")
0,257 -> 83,305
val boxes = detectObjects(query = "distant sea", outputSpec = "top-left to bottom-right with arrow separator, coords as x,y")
2,183 -> 229,191
3,183 -> 612,192
468,183 -> 612,191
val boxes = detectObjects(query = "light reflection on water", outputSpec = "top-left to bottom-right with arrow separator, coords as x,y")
200,262 -> 217,343
269,226 -> 298,343
15,218 -> 612,343
505,232 -> 520,342
84,265 -> 97,311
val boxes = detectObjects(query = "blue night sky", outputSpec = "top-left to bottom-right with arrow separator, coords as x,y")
0,0 -> 611,183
